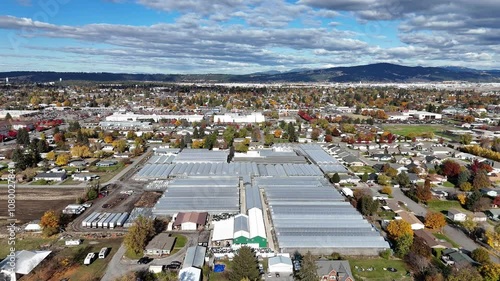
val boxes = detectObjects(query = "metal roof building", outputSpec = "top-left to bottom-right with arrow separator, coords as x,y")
245,184 -> 262,212
183,246 -> 207,269
258,177 -> 390,255
134,163 -> 322,180
173,149 -> 229,163
152,177 -> 240,216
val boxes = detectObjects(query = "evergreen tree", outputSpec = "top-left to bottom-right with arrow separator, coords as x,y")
229,246 -> 259,281
297,252 -> 318,281
361,172 -> 369,183
16,128 -> 30,145
4,112 -> 12,120
396,171 -> 411,188
331,173 -> 340,184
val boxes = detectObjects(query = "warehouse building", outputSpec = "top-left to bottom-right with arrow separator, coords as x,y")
173,212 -> 208,231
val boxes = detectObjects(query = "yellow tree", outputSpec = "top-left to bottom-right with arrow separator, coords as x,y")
40,210 -> 60,237
274,129 -> 282,138
387,220 -> 413,240
485,230 -> 500,251
104,135 -> 114,144
425,212 -> 447,230
55,153 -> 71,166
71,145 -> 92,158
457,193 -> 467,205
46,151 -> 56,161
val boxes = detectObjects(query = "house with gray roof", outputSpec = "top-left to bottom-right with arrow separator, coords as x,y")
316,260 -> 354,281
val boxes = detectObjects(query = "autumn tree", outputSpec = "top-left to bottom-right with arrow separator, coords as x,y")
40,210 -> 60,237
485,230 -> 500,251
459,182 -> 473,192
471,247 -> 490,264
473,170 -> 491,190
70,145 -> 92,158
387,220 -> 413,240
425,212 -> 446,230
377,174 -> 390,185
447,265 -> 482,281
460,133 -> 473,145
479,263 -> 500,281
104,135 -> 114,144
124,216 -> 157,255
441,160 -> 461,177
46,151 -> 56,161
380,186 -> 392,196
112,140 -> 128,153
55,153 -> 71,166
229,246 -> 259,281
457,193 -> 467,205
416,178 -> 432,203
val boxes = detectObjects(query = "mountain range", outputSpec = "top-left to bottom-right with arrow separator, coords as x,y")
1,63 -> 499,83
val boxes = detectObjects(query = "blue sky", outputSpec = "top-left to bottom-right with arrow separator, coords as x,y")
0,0 -> 498,73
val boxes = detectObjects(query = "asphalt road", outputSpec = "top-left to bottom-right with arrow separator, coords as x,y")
392,188 -> 500,263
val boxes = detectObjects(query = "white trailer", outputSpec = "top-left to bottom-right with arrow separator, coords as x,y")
115,212 -> 129,228
108,213 -> 121,229
102,213 -> 117,228
84,253 -> 96,265
91,213 -> 104,228
98,247 -> 109,259
97,213 -> 111,228
83,212 -> 100,228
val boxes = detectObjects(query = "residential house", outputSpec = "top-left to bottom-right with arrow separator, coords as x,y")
316,260 -> 354,281
371,153 -> 392,161
396,211 -> 425,230
442,249 -> 477,267
472,212 -> 487,222
96,160 -> 118,167
448,209 -> 467,222
414,229 -> 453,249
480,188 -> 498,198
342,155 -> 364,166
338,174 -> 361,184
33,172 -> 67,182
144,233 -> 176,256
68,160 -> 87,167
72,174 -> 99,182
486,209 -> 500,221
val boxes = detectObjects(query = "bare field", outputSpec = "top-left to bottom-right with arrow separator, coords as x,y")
0,188 -> 82,224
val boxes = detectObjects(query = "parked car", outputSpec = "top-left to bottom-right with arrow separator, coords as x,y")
137,257 -> 152,264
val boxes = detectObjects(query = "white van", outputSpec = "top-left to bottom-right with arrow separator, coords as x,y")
84,253 -> 96,265
99,247 -> 109,259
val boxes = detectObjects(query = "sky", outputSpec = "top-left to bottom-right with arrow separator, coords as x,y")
0,0 -> 499,74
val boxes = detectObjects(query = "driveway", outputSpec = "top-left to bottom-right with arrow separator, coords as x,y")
101,232 -> 197,281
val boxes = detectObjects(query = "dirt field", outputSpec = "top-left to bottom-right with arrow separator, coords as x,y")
134,191 -> 162,208
0,188 -> 83,224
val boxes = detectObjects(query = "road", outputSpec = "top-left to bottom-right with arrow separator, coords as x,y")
392,188 -> 500,263
101,232 -> 197,281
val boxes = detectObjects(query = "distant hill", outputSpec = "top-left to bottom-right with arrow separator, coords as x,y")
1,63 -> 499,83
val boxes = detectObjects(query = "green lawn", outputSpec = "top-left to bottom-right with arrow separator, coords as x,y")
348,258 -> 411,281
0,180 -> 8,184
53,238 -> 123,281
433,233 -> 460,248
378,210 -> 396,220
60,178 -> 83,185
30,179 -> 56,185
124,247 -> 144,259
350,166 -> 376,174
442,181 -> 455,188
0,236 -> 57,257
381,124 -> 453,137
427,200 -> 469,214
171,234 -> 188,254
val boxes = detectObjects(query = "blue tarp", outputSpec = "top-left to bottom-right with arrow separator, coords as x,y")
214,264 -> 225,272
